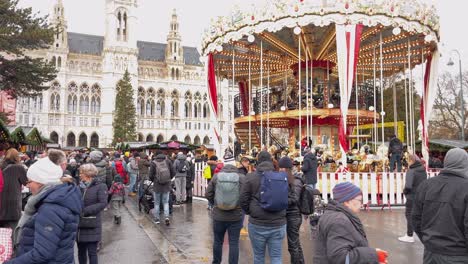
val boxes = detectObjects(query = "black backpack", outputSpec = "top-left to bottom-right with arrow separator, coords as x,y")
177,160 -> 188,173
299,185 -> 322,215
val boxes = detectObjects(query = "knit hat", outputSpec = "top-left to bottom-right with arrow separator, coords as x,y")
69,158 -> 77,164
333,182 -> 362,203
278,156 -> 293,169
257,151 -> 272,164
223,157 -> 236,166
90,150 -> 103,161
114,175 -> 122,183
27,157 -> 63,185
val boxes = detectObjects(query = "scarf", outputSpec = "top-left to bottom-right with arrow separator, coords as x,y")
13,183 -> 59,247
328,200 -> 368,241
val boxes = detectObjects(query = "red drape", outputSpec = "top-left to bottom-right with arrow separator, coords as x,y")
207,53 -> 218,117
238,81 -> 249,116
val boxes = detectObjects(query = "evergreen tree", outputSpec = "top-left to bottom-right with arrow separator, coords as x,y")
0,0 -> 57,98
113,70 -> 137,144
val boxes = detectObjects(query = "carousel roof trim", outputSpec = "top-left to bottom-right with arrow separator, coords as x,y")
201,0 -> 439,56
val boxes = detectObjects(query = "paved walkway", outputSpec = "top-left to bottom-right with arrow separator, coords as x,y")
113,197 -> 424,264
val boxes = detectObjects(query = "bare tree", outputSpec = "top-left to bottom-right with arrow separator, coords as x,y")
429,71 -> 468,140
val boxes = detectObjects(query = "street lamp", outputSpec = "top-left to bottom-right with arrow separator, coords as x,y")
447,49 -> 465,141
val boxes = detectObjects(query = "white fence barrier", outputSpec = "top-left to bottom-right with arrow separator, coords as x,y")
192,162 -> 439,207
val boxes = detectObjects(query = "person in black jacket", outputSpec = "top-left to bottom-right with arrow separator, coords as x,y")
240,151 -> 287,264
301,148 -> 318,188
77,163 -> 108,264
237,156 -> 250,175
398,154 -> 427,243
388,135 -> 403,172
412,148 -> 468,263
279,156 -> 304,264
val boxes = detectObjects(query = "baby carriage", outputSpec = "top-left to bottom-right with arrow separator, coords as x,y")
138,180 -> 175,215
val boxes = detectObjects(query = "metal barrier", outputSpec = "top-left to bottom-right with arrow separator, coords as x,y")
191,162 -> 439,207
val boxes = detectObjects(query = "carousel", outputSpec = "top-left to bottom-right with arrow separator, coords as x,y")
201,0 -> 440,172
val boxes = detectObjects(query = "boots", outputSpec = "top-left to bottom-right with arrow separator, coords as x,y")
114,216 -> 122,225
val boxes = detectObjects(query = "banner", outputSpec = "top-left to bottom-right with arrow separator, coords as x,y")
335,24 -> 363,161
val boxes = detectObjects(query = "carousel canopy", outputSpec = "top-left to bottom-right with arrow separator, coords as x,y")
201,0 -> 439,84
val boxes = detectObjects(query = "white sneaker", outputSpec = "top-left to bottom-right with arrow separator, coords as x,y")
398,235 -> 415,243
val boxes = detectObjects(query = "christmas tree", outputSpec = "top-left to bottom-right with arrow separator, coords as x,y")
113,70 -> 137,144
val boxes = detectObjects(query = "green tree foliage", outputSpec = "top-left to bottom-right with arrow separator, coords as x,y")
0,0 -> 57,98
113,70 -> 137,144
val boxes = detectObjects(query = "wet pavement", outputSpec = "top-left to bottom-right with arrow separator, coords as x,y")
98,197 -> 424,263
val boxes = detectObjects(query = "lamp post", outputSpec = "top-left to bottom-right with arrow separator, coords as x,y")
447,49 -> 465,141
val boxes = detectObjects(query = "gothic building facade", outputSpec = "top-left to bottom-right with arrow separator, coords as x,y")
16,0 -> 233,150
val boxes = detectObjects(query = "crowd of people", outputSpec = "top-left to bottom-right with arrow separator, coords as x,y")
0,144 -> 466,263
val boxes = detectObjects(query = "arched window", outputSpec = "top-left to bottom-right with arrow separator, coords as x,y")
184,135 -> 191,144
79,96 -> 89,113
157,134 -> 164,143
123,12 -> 128,42
57,56 -> 62,68
117,12 -> 122,41
171,68 -> 175,80
146,99 -> 154,116
91,97 -> 97,113
90,133 -> 99,148
51,56 -> 56,67
184,101 -> 192,118
171,100 -> 178,117
68,95 -> 77,113
156,100 -> 165,117
137,98 -> 144,116
137,133 -> 144,142
203,103 -> 210,118
50,93 -> 60,111
50,131 -> 59,144
203,136 -> 210,145
67,132 -> 76,147
194,136 -> 201,145
170,135 -> 178,141
146,134 -> 154,142
78,132 -> 87,147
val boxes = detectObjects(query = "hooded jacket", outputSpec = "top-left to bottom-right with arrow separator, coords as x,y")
301,152 -> 318,185
412,148 -> 468,256
173,154 -> 189,178
205,164 -> 245,222
314,200 -> 378,264
7,183 -> 82,264
240,161 -> 287,227
403,160 -> 427,197
77,178 -> 108,243
149,154 -> 175,193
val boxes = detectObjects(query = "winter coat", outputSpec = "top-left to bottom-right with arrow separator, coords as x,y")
412,173 -> 468,256
149,154 -> 175,193
65,164 -> 79,184
301,153 -> 318,185
286,173 -> 304,217
389,137 -> 403,155
238,166 -> 248,175
6,183 -> 82,264
403,161 -> 427,198
186,161 -> 195,189
127,157 -> 139,175
240,161 -> 287,227
314,200 -> 379,264
205,165 -> 245,222
138,158 -> 151,179
173,154 -> 189,178
0,161 -> 28,221
77,179 -> 108,243
90,159 -> 111,186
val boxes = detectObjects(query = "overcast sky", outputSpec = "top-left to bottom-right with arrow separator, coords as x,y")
18,0 -> 468,74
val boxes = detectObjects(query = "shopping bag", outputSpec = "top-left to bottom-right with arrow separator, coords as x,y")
0,228 -> 13,262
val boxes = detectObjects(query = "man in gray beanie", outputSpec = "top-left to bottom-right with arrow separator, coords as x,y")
412,148 -> 468,263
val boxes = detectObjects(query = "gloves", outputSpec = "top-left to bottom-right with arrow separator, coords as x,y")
376,248 -> 388,264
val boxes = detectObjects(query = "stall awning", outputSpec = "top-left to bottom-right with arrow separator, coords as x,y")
7,126 -> 26,144
22,127 -> 43,146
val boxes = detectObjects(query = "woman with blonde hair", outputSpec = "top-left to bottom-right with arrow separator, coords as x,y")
0,149 -> 28,229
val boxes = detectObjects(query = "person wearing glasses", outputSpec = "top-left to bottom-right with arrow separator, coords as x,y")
313,182 -> 388,264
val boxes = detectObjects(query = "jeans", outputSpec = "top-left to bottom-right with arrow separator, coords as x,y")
390,153 -> 402,172
212,219 -> 242,264
129,173 -> 138,193
307,183 -> 316,189
78,241 -> 98,264
423,249 -> 468,264
248,223 -> 286,264
287,215 -> 304,264
174,177 -> 186,202
405,197 -> 414,236
153,192 -> 169,220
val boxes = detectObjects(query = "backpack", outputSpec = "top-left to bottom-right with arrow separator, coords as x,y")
299,185 -> 322,215
177,160 -> 188,173
259,171 -> 289,211
154,160 -> 171,184
110,182 -> 125,196
114,160 -> 125,177
214,172 -> 240,210
203,166 -> 212,179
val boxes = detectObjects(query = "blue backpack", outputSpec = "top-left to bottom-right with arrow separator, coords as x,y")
259,171 -> 289,211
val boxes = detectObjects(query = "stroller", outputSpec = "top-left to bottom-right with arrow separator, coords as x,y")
138,180 -> 175,215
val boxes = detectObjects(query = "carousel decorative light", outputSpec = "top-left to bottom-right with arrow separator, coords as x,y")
293,26 -> 302,35
247,35 -> 255,43
250,111 -> 256,116
380,111 -> 386,116
369,106 -> 375,111
280,105 -> 286,111
328,103 -> 334,109
392,27 -> 401,36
